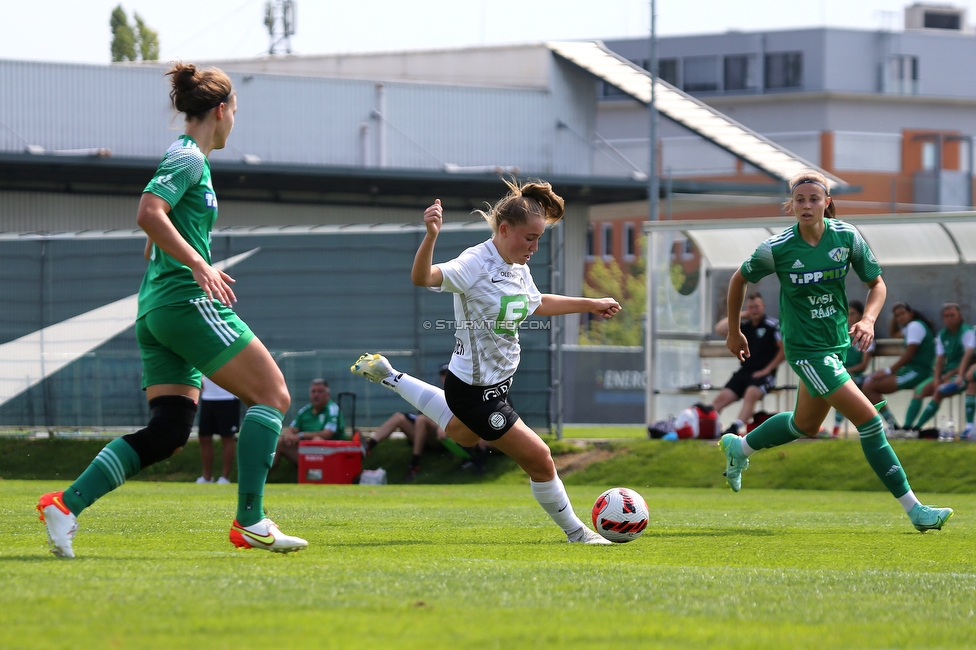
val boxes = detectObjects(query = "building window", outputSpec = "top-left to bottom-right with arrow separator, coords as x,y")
683,56 -> 719,92
586,223 -> 595,258
925,11 -> 961,30
724,55 -> 755,91
602,223 -> 613,258
922,141 -> 937,170
764,52 -> 803,89
623,223 -> 636,259
658,58 -> 678,86
882,55 -> 918,94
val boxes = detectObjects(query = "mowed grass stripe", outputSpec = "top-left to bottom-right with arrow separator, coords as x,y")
3,481 -> 974,649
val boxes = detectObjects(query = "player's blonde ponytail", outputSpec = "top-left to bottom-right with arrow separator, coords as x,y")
477,178 -> 565,234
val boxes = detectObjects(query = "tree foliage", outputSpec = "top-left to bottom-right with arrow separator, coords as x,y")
134,14 -> 160,61
110,6 -> 159,62
579,235 -> 646,347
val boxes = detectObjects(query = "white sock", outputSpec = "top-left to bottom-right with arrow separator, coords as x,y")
740,437 -> 756,456
393,373 -> 455,431
530,476 -> 585,534
897,490 -> 920,514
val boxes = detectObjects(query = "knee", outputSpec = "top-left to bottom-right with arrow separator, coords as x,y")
393,413 -> 411,429
789,414 -> 820,437
525,445 -> 556,481
743,387 -> 762,401
264,384 -> 290,414
123,395 -> 197,469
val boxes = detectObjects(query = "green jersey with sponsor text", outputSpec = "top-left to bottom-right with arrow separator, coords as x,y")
138,135 -> 216,318
741,218 -> 881,362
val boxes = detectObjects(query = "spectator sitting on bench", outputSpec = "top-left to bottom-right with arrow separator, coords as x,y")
863,302 -> 936,431
907,302 -> 975,432
274,378 -> 344,468
712,292 -> 785,436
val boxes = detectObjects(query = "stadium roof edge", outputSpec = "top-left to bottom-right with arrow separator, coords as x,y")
547,40 -> 849,192
0,152 -> 797,206
642,211 -> 976,268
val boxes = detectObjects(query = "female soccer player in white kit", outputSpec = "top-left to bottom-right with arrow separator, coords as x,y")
352,179 -> 620,544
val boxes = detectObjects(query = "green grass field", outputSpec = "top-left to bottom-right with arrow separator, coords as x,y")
4,480 -> 974,649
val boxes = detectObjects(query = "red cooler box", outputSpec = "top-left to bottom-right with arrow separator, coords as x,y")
297,440 -> 362,484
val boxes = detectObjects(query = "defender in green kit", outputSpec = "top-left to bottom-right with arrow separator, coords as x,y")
37,63 -> 307,557
718,171 -> 952,532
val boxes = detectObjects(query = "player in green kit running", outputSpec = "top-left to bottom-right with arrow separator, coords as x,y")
718,171 -> 952,532
37,63 -> 307,557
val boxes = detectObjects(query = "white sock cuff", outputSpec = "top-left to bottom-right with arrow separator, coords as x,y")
394,374 -> 455,430
530,476 -> 565,503
897,489 -> 920,514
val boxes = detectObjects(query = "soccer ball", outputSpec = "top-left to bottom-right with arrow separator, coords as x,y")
591,487 -> 649,543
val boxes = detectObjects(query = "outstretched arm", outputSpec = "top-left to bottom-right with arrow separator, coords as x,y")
535,295 -> 620,318
725,269 -> 750,362
851,276 -> 884,353
411,199 -> 445,288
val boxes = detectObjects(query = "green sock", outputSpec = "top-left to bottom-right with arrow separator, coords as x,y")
914,401 -> 940,429
966,395 -> 975,424
236,405 -> 284,526
743,412 -> 803,450
858,415 -> 911,498
903,398 -> 923,429
879,406 -> 899,429
62,437 -> 141,516
441,437 -> 472,460
834,410 -> 844,425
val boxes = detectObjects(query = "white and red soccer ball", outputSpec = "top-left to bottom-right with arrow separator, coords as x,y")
591,487 -> 649,543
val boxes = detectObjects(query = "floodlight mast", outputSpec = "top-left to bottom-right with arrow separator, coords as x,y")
265,0 -> 296,55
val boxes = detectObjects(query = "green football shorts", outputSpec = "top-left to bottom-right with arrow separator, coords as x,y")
136,297 -> 254,389
895,367 -> 933,391
790,353 -> 851,398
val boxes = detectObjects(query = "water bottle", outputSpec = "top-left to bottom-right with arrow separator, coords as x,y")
701,363 -> 712,390
945,414 -> 956,442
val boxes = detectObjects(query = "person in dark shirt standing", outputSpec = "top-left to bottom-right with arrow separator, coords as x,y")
712,292 -> 785,435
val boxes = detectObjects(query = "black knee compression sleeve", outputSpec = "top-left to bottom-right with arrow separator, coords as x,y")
122,395 -> 198,469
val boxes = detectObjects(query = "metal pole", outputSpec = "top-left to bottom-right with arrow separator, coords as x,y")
550,221 -> 565,439
646,231 -> 658,424
645,0 -> 659,426
648,0 -> 659,223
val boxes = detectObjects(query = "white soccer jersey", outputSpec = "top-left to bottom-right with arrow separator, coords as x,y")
432,239 -> 543,385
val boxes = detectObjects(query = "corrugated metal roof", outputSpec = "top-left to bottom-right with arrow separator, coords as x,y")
0,59 -> 593,176
548,41 -> 849,191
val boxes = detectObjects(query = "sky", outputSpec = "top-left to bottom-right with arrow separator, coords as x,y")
1,0 -> 975,64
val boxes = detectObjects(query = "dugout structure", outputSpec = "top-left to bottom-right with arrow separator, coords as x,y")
643,211 -> 976,424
